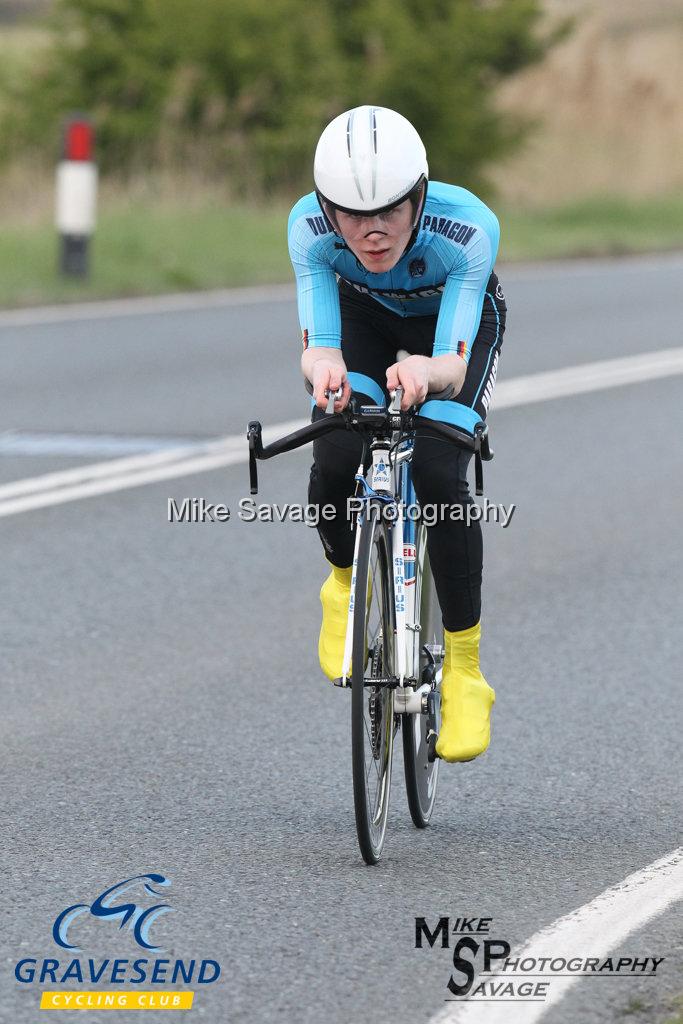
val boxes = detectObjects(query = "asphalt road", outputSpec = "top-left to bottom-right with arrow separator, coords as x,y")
1,254 -> 682,1024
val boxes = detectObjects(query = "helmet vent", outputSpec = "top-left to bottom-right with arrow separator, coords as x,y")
346,108 -> 365,202
370,107 -> 378,199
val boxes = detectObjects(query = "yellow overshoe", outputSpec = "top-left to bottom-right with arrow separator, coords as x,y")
435,621 -> 495,763
318,564 -> 353,680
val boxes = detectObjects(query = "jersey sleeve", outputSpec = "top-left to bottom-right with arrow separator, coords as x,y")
287,200 -> 341,349
432,207 -> 500,362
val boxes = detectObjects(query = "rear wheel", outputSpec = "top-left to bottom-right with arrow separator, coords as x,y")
351,509 -> 396,864
403,523 -> 442,828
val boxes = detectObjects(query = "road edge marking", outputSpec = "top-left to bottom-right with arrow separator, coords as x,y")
430,846 -> 683,1024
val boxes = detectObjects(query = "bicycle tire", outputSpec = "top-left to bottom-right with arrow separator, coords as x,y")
403,523 -> 441,828
351,508 -> 395,865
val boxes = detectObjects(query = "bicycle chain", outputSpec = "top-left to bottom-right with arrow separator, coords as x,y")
369,628 -> 383,759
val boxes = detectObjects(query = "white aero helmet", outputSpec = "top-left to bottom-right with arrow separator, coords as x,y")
314,105 -> 428,233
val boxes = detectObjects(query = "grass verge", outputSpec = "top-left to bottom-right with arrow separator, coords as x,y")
0,192 -> 681,308
500,195 -> 683,261
0,201 -> 292,307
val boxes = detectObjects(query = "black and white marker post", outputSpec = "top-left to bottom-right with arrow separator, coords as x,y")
56,116 -> 97,278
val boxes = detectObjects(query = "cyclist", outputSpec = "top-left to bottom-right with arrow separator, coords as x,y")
288,106 -> 506,763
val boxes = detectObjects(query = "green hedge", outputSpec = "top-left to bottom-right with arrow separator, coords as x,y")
0,0 -> 559,196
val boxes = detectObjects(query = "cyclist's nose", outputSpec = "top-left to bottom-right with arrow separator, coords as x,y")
364,221 -> 386,237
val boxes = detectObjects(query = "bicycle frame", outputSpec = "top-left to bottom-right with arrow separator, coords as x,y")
341,394 -> 430,707
247,384 -> 492,707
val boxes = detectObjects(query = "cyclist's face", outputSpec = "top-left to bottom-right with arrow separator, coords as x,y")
335,199 -> 414,273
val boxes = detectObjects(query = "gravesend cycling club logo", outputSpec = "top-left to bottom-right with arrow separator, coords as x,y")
416,915 -> 666,1003
13,872 -> 221,1011
53,874 -> 172,952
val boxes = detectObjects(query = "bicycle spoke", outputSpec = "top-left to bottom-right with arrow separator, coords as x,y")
365,758 -> 380,797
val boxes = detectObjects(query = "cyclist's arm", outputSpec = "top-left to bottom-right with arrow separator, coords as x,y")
302,347 -> 351,412
388,208 -> 499,409
433,207 -> 500,364
427,352 -> 467,392
386,353 -> 465,410
288,201 -> 350,411
288,201 -> 341,350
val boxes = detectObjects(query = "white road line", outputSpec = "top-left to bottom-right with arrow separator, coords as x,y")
0,440 -> 227,500
0,284 -> 296,328
0,420 -> 303,515
0,431 -> 201,457
0,448 -> 249,517
430,846 -> 683,1024
1,348 -> 681,519
492,347 -> 683,409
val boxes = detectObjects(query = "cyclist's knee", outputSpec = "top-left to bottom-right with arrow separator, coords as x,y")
411,436 -> 471,505
310,433 -> 362,498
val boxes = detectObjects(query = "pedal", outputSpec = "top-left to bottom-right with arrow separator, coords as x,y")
425,691 -> 439,761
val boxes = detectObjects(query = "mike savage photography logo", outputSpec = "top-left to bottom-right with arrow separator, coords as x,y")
168,496 -> 516,528
14,873 -> 221,1011
415,916 -> 666,1004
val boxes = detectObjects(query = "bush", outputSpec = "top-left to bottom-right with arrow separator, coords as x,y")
0,0 -> 560,197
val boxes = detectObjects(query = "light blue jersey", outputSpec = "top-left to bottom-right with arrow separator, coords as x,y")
287,181 -> 499,363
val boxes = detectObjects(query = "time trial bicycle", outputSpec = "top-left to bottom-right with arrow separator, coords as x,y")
247,384 -> 492,863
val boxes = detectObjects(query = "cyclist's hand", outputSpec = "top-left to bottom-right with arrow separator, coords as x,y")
312,360 -> 351,412
386,356 -> 430,410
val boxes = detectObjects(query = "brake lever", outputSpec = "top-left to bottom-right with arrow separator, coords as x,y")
325,386 -> 343,415
388,386 -> 404,415
472,422 -> 494,496
247,421 -> 262,494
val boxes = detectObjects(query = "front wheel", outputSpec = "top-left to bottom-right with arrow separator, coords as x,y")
403,523 -> 441,828
351,509 -> 396,864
